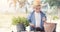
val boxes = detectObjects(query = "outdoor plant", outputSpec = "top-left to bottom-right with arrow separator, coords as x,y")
12,16 -> 29,27
53,16 -> 59,20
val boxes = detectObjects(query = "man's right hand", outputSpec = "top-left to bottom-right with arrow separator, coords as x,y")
29,23 -> 35,28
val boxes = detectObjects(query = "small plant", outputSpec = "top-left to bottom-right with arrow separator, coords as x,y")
53,16 -> 59,20
12,16 -> 29,27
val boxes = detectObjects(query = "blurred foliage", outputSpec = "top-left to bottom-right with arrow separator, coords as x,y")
8,0 -> 28,8
17,0 -> 27,8
45,0 -> 60,16
50,6 -> 58,15
12,16 -> 29,27
46,0 -> 60,7
53,16 -> 59,20
25,7 -> 28,13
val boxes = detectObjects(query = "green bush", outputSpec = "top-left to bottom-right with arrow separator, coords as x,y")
53,16 -> 59,20
12,16 -> 29,27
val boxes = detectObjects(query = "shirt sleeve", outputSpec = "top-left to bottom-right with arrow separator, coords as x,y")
45,14 -> 47,21
42,13 -> 47,22
27,13 -> 32,23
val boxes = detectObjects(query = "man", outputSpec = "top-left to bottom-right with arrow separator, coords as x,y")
27,0 -> 47,31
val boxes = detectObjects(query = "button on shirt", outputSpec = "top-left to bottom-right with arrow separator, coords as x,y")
35,12 -> 41,27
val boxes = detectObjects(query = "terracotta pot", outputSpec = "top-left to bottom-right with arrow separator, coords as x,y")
44,22 -> 56,32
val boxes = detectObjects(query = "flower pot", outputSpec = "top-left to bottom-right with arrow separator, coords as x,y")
44,23 -> 57,32
16,23 -> 25,32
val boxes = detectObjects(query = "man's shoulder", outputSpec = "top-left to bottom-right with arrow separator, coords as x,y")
27,11 -> 34,17
29,11 -> 34,15
40,11 -> 45,15
29,11 -> 46,16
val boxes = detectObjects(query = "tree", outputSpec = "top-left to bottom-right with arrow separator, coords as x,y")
8,0 -> 17,7
17,0 -> 29,13
17,0 -> 27,8
8,0 -> 29,13
46,0 -> 60,16
46,0 -> 60,7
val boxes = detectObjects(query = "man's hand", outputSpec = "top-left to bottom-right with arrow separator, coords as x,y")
29,23 -> 35,28
42,17 -> 46,22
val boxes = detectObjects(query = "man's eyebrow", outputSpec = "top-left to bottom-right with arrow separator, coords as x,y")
38,5 -> 41,6
35,5 -> 40,6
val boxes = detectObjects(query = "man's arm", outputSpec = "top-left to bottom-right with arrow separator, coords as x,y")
42,13 -> 47,22
27,13 -> 35,27
43,16 -> 47,22
27,13 -> 31,23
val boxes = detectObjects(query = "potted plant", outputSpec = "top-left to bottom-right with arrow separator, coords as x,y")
12,16 -> 29,32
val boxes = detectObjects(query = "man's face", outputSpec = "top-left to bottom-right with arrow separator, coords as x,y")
34,5 -> 41,13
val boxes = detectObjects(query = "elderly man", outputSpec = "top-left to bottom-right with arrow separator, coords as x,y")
27,0 -> 47,31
